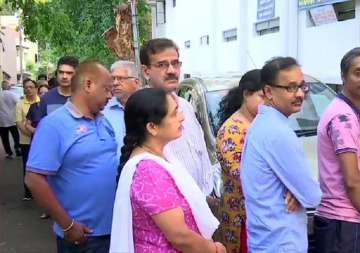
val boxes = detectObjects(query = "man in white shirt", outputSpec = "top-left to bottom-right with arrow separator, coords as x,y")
140,38 -> 214,195
0,80 -> 21,158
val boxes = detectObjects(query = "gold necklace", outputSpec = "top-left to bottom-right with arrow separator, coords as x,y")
140,144 -> 165,159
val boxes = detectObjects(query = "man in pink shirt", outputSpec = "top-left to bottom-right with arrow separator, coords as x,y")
316,47 -> 360,253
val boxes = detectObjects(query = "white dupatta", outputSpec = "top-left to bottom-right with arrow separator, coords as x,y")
109,152 -> 219,253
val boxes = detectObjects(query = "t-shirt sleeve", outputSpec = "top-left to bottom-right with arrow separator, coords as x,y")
328,113 -> 358,154
26,119 -> 62,175
37,98 -> 47,119
15,101 -> 23,123
26,103 -> 35,121
131,159 -> 183,216
264,132 -> 322,208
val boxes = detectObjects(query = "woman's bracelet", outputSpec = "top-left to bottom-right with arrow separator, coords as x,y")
62,219 -> 75,232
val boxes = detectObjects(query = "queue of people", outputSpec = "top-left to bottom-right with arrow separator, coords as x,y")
0,37 -> 356,253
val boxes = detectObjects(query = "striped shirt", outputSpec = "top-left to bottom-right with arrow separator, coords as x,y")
164,96 -> 214,195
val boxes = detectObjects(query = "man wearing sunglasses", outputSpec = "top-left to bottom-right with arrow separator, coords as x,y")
103,60 -> 140,158
241,57 -> 321,253
139,38 -> 214,196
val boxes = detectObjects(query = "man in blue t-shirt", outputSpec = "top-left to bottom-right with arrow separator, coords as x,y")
38,56 -> 79,118
25,61 -> 117,253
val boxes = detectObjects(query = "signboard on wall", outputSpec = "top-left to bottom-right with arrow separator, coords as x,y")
299,0 -> 348,10
309,5 -> 337,25
257,0 -> 275,21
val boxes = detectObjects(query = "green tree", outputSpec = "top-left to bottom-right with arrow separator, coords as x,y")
6,0 -> 151,67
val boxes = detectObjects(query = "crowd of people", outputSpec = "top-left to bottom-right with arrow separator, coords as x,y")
0,38 -> 359,253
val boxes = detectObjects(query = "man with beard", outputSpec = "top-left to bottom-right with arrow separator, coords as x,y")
37,56 -> 79,117
103,60 -> 140,157
140,38 -> 214,195
240,57 -> 322,253
25,61 -> 117,253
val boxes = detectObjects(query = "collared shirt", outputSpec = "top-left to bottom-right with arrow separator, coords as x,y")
27,101 -> 118,237
241,105 -> 321,253
38,87 -> 69,118
103,97 -> 125,158
164,96 -> 214,195
16,96 -> 40,144
317,96 -> 360,222
0,90 -> 18,127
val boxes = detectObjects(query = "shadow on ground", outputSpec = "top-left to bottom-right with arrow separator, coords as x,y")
0,145 -> 56,253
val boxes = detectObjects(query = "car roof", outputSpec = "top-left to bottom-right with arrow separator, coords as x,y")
180,77 -> 239,92
180,74 -> 327,92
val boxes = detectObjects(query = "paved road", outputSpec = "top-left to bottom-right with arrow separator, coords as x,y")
0,145 -> 56,253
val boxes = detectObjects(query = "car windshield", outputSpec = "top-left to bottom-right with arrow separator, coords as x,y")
205,76 -> 336,136
289,77 -> 336,134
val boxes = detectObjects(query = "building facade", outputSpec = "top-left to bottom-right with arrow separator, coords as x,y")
0,15 -> 38,84
152,0 -> 359,84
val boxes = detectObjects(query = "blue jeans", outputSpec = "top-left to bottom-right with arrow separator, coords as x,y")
314,215 -> 360,253
56,235 -> 110,253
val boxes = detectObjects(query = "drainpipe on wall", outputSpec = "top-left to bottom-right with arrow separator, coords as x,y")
285,0 -> 299,59
238,0 -> 248,73
19,24 -> 23,84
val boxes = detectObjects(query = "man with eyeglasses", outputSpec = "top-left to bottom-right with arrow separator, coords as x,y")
240,57 -> 321,253
103,60 -> 140,157
140,38 -> 214,196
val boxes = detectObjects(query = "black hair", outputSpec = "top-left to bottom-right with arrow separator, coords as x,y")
37,83 -> 49,93
341,47 -> 360,79
217,69 -> 263,128
57,56 -> 79,70
140,38 -> 179,66
117,88 -> 169,180
37,74 -> 47,80
48,77 -> 58,89
22,78 -> 36,87
261,56 -> 299,86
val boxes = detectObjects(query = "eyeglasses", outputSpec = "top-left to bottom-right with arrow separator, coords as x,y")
112,76 -> 137,82
150,60 -> 182,71
271,83 -> 309,93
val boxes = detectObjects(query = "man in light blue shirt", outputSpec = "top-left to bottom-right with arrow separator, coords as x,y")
241,57 -> 322,253
103,60 -> 140,158
25,61 -> 117,253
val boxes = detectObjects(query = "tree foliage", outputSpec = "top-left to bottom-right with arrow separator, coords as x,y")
6,0 -> 151,67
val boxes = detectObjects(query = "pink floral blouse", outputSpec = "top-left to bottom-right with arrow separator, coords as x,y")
130,159 -> 200,253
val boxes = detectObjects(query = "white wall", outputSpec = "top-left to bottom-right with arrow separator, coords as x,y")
152,0 -> 360,84
298,5 -> 360,84
2,27 -> 17,84
212,0 -> 241,75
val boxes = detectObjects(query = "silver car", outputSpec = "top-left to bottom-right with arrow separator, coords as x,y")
178,74 -> 336,252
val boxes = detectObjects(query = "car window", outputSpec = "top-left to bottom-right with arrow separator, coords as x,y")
289,80 -> 336,135
204,80 -> 335,137
178,85 -> 193,101
178,84 -> 201,119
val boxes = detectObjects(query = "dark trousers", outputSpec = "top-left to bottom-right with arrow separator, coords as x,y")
314,215 -> 360,253
0,126 -> 20,156
20,144 -> 32,198
56,235 -> 110,253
